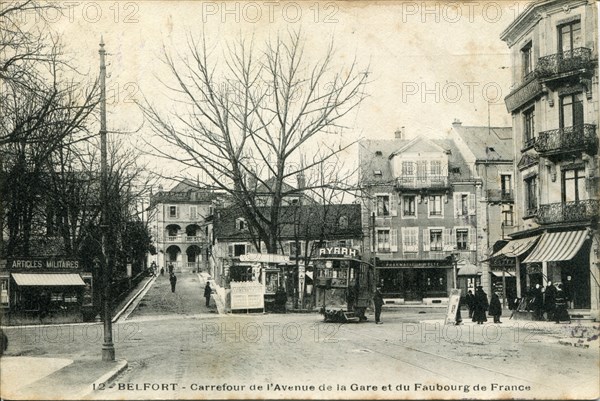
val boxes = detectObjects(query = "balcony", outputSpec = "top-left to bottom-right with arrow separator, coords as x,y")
487,189 -> 514,203
395,175 -> 449,190
534,124 -> 598,157
504,72 -> 544,113
536,48 -> 594,80
535,199 -> 600,225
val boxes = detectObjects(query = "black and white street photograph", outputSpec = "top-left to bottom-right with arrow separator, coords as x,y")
0,0 -> 599,399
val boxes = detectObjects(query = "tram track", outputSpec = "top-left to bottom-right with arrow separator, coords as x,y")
337,323 -> 560,392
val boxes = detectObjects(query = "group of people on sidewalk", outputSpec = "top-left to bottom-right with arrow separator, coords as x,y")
522,281 -> 571,323
464,286 -> 503,324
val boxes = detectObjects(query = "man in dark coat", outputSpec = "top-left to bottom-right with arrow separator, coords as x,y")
169,273 -> 177,293
373,286 -> 384,324
554,283 -> 571,323
465,290 -> 475,319
204,282 -> 212,307
473,286 -> 488,324
168,263 -> 174,275
544,281 -> 557,321
488,292 -> 502,323
531,284 -> 544,320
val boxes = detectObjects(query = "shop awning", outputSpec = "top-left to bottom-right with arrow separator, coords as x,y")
12,273 -> 86,286
523,230 -> 589,264
457,262 -> 481,276
490,270 -> 515,277
488,235 -> 540,259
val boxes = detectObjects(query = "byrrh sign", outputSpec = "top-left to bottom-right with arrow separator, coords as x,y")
318,247 -> 359,258
6,258 -> 80,270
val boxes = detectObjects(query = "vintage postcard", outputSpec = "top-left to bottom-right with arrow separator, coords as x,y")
0,0 -> 598,400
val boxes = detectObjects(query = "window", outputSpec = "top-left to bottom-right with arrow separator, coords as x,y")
402,161 -> 414,176
403,195 -> 416,217
501,175 -> 512,197
430,160 -> 442,176
429,195 -> 443,216
234,244 -> 247,257
456,229 -> 468,251
562,167 -> 585,202
558,20 -> 582,56
189,206 -> 197,219
289,242 -> 300,257
402,227 -> 418,252
429,229 -> 443,251
339,215 -> 348,229
523,108 -> 535,148
456,194 -> 469,216
560,92 -> 584,129
521,41 -> 533,76
376,195 -> 390,216
169,205 -> 178,218
0,278 -> 8,306
236,218 -> 246,230
377,229 -> 390,252
502,205 -> 514,227
416,161 -> 427,179
524,175 -> 538,215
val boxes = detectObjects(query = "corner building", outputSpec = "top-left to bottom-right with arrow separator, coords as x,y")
500,0 -> 599,317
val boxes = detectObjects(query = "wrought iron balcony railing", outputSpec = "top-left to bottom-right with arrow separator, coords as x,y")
487,189 -> 514,203
535,199 -> 600,225
395,175 -> 449,190
536,48 -> 594,78
534,124 -> 598,156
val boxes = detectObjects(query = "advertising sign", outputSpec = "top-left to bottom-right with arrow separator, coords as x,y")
230,281 -> 265,310
445,288 -> 462,325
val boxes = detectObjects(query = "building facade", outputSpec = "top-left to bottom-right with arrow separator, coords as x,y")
148,181 -> 227,274
358,130 -> 480,304
449,121 -> 516,305
500,0 -> 599,316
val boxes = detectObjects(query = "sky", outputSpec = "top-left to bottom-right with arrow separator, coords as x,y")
24,0 -> 532,186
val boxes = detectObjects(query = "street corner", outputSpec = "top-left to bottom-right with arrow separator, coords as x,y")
0,356 -> 73,399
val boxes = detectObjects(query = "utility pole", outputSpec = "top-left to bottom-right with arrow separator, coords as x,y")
99,36 -> 115,361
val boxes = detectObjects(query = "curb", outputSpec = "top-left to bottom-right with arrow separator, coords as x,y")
78,359 -> 128,400
113,276 -> 157,322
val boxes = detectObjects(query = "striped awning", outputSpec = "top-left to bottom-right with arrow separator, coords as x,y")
523,230 -> 589,263
12,273 -> 86,286
490,235 -> 540,258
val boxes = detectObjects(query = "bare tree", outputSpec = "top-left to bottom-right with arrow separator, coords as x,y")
140,30 -> 368,253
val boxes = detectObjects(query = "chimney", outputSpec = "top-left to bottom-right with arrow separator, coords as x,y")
452,118 -> 462,126
296,172 -> 306,189
394,126 -> 405,139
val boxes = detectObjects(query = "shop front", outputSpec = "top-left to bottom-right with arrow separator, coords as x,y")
0,258 -> 94,325
376,259 -> 453,304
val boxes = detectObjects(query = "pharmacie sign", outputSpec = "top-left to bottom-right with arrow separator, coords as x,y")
6,258 -> 80,270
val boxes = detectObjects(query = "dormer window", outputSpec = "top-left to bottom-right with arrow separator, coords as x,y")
339,215 -> 348,229
236,217 -> 246,230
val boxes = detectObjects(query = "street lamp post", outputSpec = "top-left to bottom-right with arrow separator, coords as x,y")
99,36 -> 115,361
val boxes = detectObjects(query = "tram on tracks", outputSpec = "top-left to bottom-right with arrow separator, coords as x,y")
313,247 -> 375,323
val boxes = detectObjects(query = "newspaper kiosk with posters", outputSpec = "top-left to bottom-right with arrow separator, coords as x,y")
314,247 -> 374,323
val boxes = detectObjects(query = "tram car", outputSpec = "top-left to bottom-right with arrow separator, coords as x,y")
313,247 -> 375,323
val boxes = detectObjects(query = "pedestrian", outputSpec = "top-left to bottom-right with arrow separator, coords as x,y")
554,283 -> 571,324
150,261 -> 157,277
473,286 -> 488,324
160,267 -> 164,276
488,291 -> 502,323
564,275 -> 574,309
169,273 -> 177,293
466,290 -> 475,319
373,285 -> 384,324
275,286 -> 288,313
544,281 -> 557,321
531,284 -> 544,320
168,263 -> 174,275
204,281 -> 212,307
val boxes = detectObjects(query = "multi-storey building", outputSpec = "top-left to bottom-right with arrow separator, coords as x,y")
358,129 -> 479,304
148,181 -> 228,273
449,121 -> 516,304
500,0 -> 599,316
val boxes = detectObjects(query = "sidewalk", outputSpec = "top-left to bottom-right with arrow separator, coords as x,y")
0,356 -> 127,400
